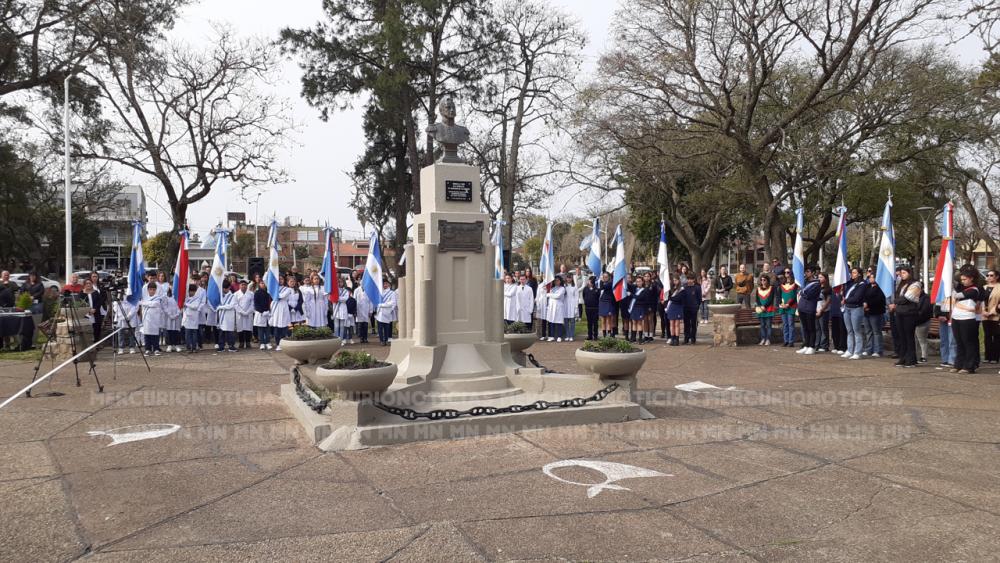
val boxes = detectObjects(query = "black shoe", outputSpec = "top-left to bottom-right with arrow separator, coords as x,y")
919,357 -> 927,363
890,354 -> 899,359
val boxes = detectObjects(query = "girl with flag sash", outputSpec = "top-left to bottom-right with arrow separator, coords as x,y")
754,274 -> 777,346
303,273 -> 329,329
236,280 -> 255,349
215,280 -> 238,353
182,283 -> 202,352
563,276 -> 578,341
269,276 -> 292,350
891,266 -> 922,368
627,276 -> 648,343
951,265 -> 984,374
544,276 -> 567,342
597,272 -> 615,337
665,274 -> 684,346
287,276 -> 305,326
331,284 -> 352,340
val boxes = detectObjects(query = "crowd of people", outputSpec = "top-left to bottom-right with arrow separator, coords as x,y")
502,259 -> 998,375
0,268 -> 400,357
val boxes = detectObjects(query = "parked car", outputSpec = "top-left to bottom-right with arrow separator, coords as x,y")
9,273 -> 61,292
73,270 -> 114,285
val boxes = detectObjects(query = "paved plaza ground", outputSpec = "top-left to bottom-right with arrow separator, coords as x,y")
1,338 -> 999,562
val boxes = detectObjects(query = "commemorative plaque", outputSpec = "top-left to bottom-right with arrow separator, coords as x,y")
438,220 -> 484,253
445,180 -> 473,202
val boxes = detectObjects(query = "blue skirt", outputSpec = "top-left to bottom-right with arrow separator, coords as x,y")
666,301 -> 684,321
629,302 -> 647,321
599,301 -> 614,317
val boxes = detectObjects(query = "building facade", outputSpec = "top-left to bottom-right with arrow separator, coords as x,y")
84,185 -> 147,272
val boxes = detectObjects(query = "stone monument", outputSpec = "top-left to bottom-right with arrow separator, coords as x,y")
282,98 -> 645,450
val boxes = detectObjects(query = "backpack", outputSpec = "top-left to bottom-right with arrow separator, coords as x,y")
916,292 -> 932,325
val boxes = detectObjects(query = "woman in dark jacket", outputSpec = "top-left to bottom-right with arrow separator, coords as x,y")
665,275 -> 685,346
597,273 -> 615,338
863,273 -> 887,357
892,266 -> 922,367
582,277 -> 600,340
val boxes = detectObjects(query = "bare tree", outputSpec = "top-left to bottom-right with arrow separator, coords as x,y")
77,24 -> 292,245
467,0 -> 585,260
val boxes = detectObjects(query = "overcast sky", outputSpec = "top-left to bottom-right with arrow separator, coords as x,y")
150,0 -> 618,242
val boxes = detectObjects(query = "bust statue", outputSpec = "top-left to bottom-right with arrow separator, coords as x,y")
426,97 -> 469,164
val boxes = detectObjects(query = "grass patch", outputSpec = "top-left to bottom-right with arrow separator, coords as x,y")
504,321 -> 534,334
322,350 -> 388,370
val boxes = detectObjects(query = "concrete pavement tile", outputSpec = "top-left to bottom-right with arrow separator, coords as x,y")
65,456 -> 273,546
386,522 -> 486,562
616,417 -> 761,449
844,438 -> 1000,513
657,441 -> 822,487
387,468 -> 651,522
0,408 -> 91,444
0,478 -> 86,563
339,433 -> 557,490
516,422 -> 646,458
460,508 -> 734,561
85,526 -> 419,562
0,440 -> 58,481
111,479 -> 410,551
747,418 -> 913,462
273,453 -> 364,483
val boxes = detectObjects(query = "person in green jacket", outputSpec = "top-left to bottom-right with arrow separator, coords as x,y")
755,275 -> 777,346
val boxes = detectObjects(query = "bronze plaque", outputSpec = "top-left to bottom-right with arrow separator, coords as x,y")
438,220 -> 484,253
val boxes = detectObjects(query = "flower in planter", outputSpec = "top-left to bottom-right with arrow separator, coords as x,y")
286,326 -> 335,341
504,321 -> 534,335
580,337 -> 640,354
322,350 -> 390,370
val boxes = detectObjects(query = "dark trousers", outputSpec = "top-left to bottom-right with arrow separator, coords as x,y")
357,321 -> 369,342
217,330 -> 236,350
166,329 -> 181,346
585,308 -> 599,339
683,308 -> 698,342
93,314 -> 103,340
377,321 -> 392,343
800,312 -> 817,348
184,328 -> 199,350
983,320 -> 1000,362
890,313 -> 900,355
895,313 -> 918,366
817,312 -> 830,350
831,316 -> 847,351
953,318 -> 981,371
238,330 -> 253,347
143,333 -> 159,353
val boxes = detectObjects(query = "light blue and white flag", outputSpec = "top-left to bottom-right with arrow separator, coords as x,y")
492,219 -> 505,280
792,208 -> 805,287
612,225 -> 627,301
264,220 -> 281,301
362,231 -> 384,309
125,221 -> 146,305
832,207 -> 849,290
539,221 -> 555,287
206,229 -> 229,308
657,221 -> 670,297
580,218 -> 602,275
875,195 -> 895,298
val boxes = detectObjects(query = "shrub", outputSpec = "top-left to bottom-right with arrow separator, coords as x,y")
580,337 -> 639,353
15,292 -> 33,311
322,350 -> 388,370
287,325 -> 334,341
712,298 -> 736,304
504,321 -> 533,334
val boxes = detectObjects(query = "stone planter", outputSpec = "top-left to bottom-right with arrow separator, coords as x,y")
504,332 -> 537,353
309,363 -> 398,394
280,337 -> 342,365
575,349 -> 647,378
708,303 -> 740,315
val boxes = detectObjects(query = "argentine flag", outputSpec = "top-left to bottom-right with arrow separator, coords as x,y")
206,229 -> 229,308
125,221 -> 146,305
931,202 -> 955,305
831,207 -> 849,290
612,225 -> 627,301
362,231 -> 384,309
172,229 -> 189,308
875,196 -> 895,298
492,219 -> 505,280
580,218 -> 602,275
264,220 -> 281,301
792,208 -> 805,286
538,221 -> 555,287
657,221 -> 670,297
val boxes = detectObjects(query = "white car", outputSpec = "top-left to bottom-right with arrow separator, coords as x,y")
9,273 -> 61,292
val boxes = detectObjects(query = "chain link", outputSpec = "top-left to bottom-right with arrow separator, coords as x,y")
372,382 -> 620,421
292,368 -> 331,414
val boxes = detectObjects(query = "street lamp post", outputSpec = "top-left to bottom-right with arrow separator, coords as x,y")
63,75 -> 72,279
916,206 -> 935,284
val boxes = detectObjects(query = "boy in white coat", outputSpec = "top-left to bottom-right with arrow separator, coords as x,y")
515,274 -> 534,324
215,280 -> 238,353
162,287 -> 182,352
182,283 -> 203,353
236,280 -> 255,349
138,284 -> 164,356
354,286 -> 373,344
503,274 -> 518,324
375,280 -> 397,346
113,298 -> 139,354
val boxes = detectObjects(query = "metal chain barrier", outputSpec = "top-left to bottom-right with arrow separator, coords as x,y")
292,367 -> 330,414
372,382 -> 620,421
525,353 -> 558,373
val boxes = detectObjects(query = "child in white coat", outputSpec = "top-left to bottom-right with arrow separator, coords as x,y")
163,287 -> 182,352
139,284 -> 164,356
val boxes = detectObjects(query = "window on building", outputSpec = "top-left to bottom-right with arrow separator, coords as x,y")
976,254 -> 987,269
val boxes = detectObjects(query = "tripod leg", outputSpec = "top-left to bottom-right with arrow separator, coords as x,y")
88,363 -> 104,393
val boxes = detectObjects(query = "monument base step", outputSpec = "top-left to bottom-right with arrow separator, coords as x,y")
422,387 -> 525,403
428,374 -> 517,394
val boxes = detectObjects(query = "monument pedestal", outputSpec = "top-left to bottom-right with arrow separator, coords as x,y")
284,161 -> 643,450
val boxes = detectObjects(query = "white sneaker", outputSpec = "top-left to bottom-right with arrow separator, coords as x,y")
796,347 -> 807,354
259,344 -> 265,350
275,345 -> 282,351
871,352 -> 880,358
556,337 -> 563,342
117,348 -> 124,355
759,339 -> 765,346
861,352 -> 869,356
764,340 -> 771,346
803,347 -> 815,355
129,348 -> 136,354
266,344 -> 273,350
841,351 -> 851,358
850,354 -> 860,360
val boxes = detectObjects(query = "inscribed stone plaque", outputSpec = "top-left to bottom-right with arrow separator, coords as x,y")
438,220 -> 483,253
445,180 -> 473,202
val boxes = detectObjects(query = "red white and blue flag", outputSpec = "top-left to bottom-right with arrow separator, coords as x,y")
172,229 -> 189,308
539,221 -> 555,288
931,202 -> 955,305
612,225 -> 627,301
657,221 -> 670,300
321,227 -> 339,303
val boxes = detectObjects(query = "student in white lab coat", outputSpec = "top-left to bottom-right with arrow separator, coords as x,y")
563,276 -> 578,341
545,276 -> 567,342
215,280 -> 238,352
331,285 -> 352,340
182,283 -> 203,352
198,275 -> 216,348
268,276 -> 292,350
503,274 -> 518,324
138,284 -> 164,355
162,287 -> 182,352
253,282 -> 273,350
113,298 -> 139,354
236,280 -> 255,349
515,275 -> 534,324
534,283 -> 549,339
354,286 -> 373,344
303,274 -> 329,329
287,276 -> 305,326
375,280 -> 397,346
